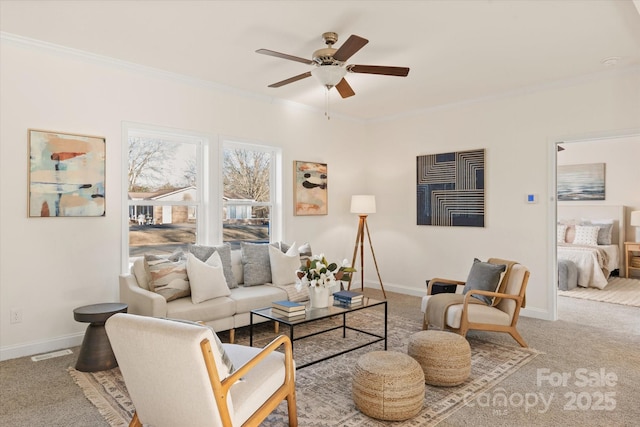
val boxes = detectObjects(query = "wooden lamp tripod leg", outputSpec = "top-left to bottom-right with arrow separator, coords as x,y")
348,215 -> 386,299
348,215 -> 365,291
364,218 -> 386,299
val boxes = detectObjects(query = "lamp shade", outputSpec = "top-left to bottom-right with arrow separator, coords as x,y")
311,66 -> 347,88
631,211 -> 640,227
351,195 -> 376,214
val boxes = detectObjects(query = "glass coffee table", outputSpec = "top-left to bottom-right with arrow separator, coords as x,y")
250,297 -> 387,369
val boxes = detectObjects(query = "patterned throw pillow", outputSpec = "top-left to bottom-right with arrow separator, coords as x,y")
145,254 -> 190,301
557,224 -> 567,243
188,244 -> 238,289
573,225 -> 600,246
241,242 -> 272,286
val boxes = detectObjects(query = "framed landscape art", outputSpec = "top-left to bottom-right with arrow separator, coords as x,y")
293,160 -> 327,215
28,129 -> 106,217
417,149 -> 485,227
557,163 -> 605,201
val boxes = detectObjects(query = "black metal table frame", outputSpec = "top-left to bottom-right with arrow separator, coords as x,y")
250,299 -> 387,369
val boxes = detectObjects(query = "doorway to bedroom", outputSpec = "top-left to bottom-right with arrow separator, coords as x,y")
553,132 -> 640,312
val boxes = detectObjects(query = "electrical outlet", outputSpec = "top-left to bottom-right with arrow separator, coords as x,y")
10,309 -> 22,324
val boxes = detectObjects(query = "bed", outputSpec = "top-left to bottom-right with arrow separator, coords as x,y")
557,205 -> 625,290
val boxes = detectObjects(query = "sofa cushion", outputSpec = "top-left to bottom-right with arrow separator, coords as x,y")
145,254 -> 191,302
229,285 -> 287,314
188,244 -> 238,289
187,252 -> 231,304
269,244 -> 300,286
241,242 -> 272,286
462,259 -> 506,305
165,295 -> 236,323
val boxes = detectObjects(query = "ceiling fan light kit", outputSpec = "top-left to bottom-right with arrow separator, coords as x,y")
256,31 -> 410,107
311,65 -> 347,88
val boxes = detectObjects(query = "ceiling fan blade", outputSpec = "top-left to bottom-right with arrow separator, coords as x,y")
333,35 -> 369,62
347,65 -> 410,77
268,71 -> 312,88
256,49 -> 314,65
335,78 -> 355,98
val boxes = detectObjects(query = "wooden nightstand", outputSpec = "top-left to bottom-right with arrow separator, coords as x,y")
624,242 -> 640,278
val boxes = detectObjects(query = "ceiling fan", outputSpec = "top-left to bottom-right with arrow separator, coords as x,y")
256,32 -> 410,98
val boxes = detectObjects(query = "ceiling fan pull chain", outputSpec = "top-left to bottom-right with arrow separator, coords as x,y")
325,88 -> 331,120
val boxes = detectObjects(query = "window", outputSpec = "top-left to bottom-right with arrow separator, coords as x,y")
123,125 -> 204,266
222,141 -> 280,249
122,125 -> 281,271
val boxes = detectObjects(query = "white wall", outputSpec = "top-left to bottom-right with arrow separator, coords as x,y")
0,38 -> 365,360
363,71 -> 640,319
2,36 -> 639,360
557,135 -> 640,239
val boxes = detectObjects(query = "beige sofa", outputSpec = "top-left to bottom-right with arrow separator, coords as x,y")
119,247 -> 305,343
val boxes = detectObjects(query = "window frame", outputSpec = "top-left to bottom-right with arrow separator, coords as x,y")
220,137 -> 282,246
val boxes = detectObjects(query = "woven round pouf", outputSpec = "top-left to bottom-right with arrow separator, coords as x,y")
408,330 -> 471,386
352,351 -> 425,421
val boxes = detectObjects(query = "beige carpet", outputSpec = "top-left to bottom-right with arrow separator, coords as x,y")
69,311 -> 539,427
558,276 -> 640,307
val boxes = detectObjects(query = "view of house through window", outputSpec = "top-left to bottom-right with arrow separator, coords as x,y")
127,133 -> 200,257
223,144 -> 274,249
125,130 -> 278,261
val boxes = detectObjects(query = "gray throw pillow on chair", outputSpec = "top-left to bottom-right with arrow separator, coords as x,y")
462,258 -> 506,305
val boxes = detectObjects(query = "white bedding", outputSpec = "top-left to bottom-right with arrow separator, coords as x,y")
557,244 -> 618,289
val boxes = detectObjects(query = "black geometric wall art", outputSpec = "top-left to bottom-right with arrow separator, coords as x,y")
417,149 -> 485,227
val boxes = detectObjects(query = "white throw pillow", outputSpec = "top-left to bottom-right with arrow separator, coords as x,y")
187,252 -> 230,304
573,225 -> 600,246
269,244 -> 300,286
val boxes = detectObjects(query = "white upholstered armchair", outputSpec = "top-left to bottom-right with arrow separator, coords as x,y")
421,258 -> 530,347
105,313 -> 297,427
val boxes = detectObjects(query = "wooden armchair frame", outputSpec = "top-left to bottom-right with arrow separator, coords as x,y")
424,268 -> 530,348
128,334 -> 297,427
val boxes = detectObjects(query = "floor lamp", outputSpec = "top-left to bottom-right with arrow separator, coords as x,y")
348,195 -> 386,298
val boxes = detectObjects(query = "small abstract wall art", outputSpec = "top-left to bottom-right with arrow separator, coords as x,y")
294,161 -> 327,215
28,129 -> 106,217
557,163 -> 605,201
417,149 -> 485,227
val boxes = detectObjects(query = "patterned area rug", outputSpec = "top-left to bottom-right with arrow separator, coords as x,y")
558,277 -> 640,307
69,311 -> 539,427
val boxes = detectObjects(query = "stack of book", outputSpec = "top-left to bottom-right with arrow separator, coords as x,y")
271,300 -> 306,319
333,290 -> 364,307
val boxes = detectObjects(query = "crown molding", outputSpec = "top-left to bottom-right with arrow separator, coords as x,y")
0,31 -> 362,124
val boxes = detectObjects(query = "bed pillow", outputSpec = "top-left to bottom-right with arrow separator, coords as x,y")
462,258 -> 506,305
573,225 -> 600,246
557,224 -> 567,243
588,220 -> 614,245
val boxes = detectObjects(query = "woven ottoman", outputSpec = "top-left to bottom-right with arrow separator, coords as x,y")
352,351 -> 425,421
408,330 -> 471,386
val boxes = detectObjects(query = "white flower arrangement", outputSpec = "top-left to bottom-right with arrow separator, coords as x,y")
295,254 -> 355,290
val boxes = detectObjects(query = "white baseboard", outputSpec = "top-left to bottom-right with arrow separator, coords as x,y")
0,332 -> 84,362
520,306 -> 554,321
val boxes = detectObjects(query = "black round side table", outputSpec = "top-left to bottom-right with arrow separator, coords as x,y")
73,302 -> 128,372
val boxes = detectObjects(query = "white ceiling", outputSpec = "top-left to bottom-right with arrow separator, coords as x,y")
2,0 -> 639,120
